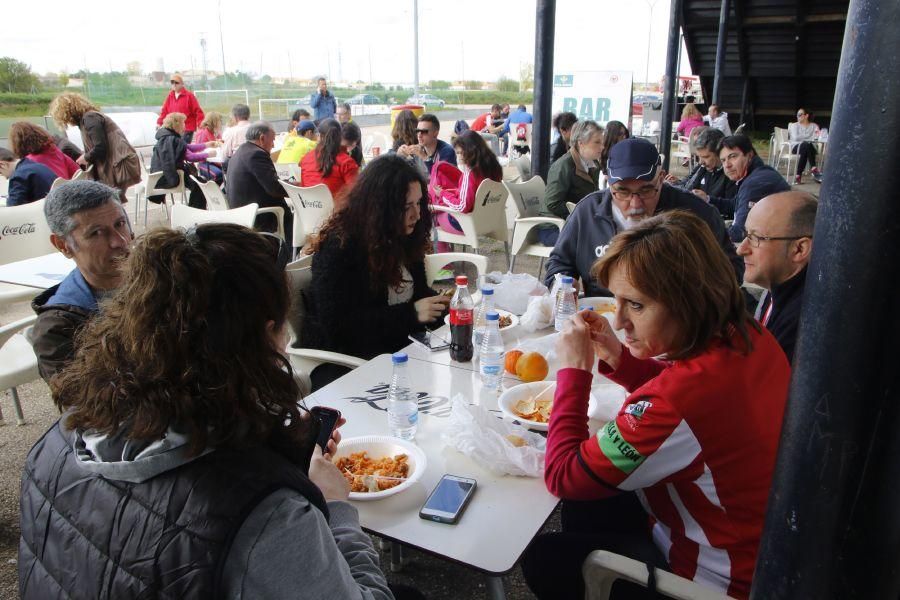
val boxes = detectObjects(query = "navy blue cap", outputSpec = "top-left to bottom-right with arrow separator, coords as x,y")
607,138 -> 661,183
296,120 -> 316,134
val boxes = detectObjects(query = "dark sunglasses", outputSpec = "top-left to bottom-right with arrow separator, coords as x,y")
170,80 -> 181,84
416,129 -> 432,135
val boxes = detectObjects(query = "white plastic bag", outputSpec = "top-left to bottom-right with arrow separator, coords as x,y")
442,395 -> 546,477
519,295 -> 555,332
486,271 -> 548,315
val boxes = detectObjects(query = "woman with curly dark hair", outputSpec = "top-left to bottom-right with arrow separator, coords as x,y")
8,121 -> 79,179
300,117 -> 359,209
19,224 -> 396,599
429,129 -> 503,244
300,154 -> 449,389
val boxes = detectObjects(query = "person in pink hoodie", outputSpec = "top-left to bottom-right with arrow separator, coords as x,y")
676,103 -> 705,137
429,130 -> 503,246
9,121 -> 79,179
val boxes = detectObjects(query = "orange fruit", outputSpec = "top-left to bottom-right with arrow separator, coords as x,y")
516,352 -> 549,382
505,350 -> 524,374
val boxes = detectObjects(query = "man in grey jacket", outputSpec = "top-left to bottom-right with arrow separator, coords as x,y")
544,138 -> 743,297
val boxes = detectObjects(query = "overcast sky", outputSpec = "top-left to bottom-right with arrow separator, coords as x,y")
3,0 -> 691,84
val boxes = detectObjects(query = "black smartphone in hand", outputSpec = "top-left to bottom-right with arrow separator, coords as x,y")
310,406 -> 342,453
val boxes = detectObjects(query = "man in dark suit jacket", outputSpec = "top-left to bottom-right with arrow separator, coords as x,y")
226,121 -> 292,246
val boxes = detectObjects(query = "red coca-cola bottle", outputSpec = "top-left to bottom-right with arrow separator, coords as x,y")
449,275 -> 474,362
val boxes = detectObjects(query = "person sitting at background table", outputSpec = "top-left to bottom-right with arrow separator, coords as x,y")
429,129 -> 503,251
789,108 -> 823,184
20,223 -> 400,600
391,109 -> 429,179
300,118 -> 359,210
193,111 -> 225,184
0,147 -> 56,206
299,154 -> 450,390
676,102 -> 705,137
550,112 -> 578,164
665,127 -> 737,217
522,210 -> 791,600
9,121 -> 79,180
149,112 -> 219,208
341,120 -> 364,168
598,120 -> 630,179
535,120 -> 604,246
277,120 -> 318,165
289,108 -> 312,132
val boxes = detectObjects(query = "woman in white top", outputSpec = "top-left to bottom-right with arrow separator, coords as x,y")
788,108 -> 822,184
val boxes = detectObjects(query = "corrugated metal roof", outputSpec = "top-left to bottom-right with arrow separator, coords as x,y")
682,0 -> 848,130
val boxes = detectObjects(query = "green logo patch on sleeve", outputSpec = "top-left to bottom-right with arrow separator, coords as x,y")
598,421 -> 646,474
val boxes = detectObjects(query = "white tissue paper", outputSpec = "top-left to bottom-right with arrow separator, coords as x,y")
519,295 -> 555,332
485,271 -> 548,315
442,395 -> 546,477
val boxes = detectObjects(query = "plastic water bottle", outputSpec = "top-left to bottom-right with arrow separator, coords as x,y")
555,276 -> 577,331
387,352 -> 418,440
480,311 -> 505,390
473,287 -> 495,349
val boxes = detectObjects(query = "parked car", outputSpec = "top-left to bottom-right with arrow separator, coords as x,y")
406,93 -> 445,108
632,94 -> 661,116
347,93 -> 382,106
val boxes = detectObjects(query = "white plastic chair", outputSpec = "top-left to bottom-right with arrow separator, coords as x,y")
189,175 -> 230,211
509,123 -> 532,159
432,179 -> 510,265
770,127 -> 799,180
0,314 -> 39,425
289,164 -> 302,181
274,162 -> 292,180
280,182 -> 334,257
0,200 -> 57,303
424,252 -> 487,305
583,550 -> 735,600
566,201 -> 577,215
50,177 -> 66,190
171,202 -> 286,240
284,263 -> 366,394
134,156 -> 186,226
503,176 -> 564,274
512,155 -> 532,182
71,164 -> 93,181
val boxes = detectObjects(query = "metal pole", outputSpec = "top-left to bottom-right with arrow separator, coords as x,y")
752,1 -> 900,597
531,0 -> 556,181
644,0 -> 658,89
413,0 -> 420,99
658,0 -> 682,172
712,0 -> 731,104
217,0 -> 228,92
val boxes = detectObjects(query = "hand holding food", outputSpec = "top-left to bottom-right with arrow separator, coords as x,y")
414,295 -> 449,323
556,312 -> 598,372
581,309 -> 623,369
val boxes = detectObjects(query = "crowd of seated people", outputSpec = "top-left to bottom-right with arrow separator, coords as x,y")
10,88 -> 821,600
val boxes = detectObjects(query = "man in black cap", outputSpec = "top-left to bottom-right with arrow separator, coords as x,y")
544,138 -> 743,297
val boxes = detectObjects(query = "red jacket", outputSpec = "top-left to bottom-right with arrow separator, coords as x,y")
546,327 -> 790,598
300,149 -> 359,211
28,146 -> 79,179
157,90 -> 205,132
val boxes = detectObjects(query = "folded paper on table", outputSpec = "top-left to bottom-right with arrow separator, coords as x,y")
442,395 -> 546,477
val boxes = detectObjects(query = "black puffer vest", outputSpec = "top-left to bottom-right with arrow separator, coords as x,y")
19,421 -> 328,599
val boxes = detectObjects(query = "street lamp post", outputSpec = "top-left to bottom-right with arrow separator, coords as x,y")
644,0 -> 659,89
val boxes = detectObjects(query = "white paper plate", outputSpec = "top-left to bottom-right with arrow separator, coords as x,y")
333,435 -> 427,501
498,382 -> 557,432
578,296 -> 617,314
498,381 -> 623,431
444,309 -> 519,335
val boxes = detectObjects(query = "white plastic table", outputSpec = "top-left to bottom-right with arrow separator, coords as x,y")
305,353 -> 560,598
0,252 -> 75,289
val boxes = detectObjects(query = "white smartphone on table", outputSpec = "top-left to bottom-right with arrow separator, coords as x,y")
419,474 -> 477,524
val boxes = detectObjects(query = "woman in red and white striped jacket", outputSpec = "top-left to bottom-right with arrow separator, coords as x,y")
428,130 -> 502,239
523,210 -> 791,600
